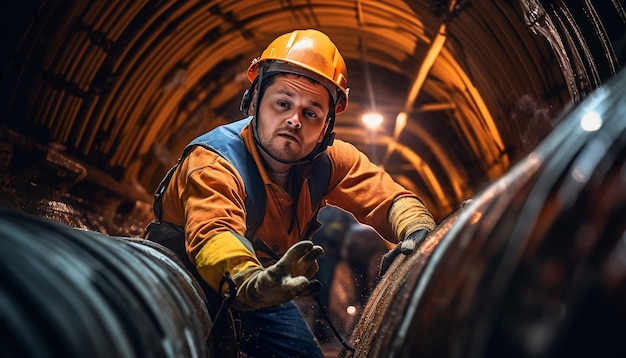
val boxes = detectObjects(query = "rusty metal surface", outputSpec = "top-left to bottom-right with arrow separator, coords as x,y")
0,209 -> 211,357
353,68 -> 626,357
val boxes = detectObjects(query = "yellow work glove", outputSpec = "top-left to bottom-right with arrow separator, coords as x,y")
231,240 -> 323,311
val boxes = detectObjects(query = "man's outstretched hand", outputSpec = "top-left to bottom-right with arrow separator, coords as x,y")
379,229 -> 429,278
231,240 -> 323,310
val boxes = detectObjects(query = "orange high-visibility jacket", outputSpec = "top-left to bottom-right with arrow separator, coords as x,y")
157,118 -> 434,290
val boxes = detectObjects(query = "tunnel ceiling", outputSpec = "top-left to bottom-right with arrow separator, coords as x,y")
1,1 -> 624,221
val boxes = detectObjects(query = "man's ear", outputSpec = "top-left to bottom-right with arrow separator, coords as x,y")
240,81 -> 259,116
248,88 -> 258,115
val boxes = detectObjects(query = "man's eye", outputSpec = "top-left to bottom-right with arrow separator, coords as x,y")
277,100 -> 289,108
305,110 -> 318,118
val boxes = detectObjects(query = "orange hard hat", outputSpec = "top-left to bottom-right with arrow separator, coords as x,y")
247,29 -> 349,113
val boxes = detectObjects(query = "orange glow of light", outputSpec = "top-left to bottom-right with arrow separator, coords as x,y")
362,113 -> 383,129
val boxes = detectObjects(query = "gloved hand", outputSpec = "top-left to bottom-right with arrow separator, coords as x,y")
231,240 -> 323,310
379,229 -> 429,278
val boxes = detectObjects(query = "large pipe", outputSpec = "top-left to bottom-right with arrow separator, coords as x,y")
352,67 -> 626,357
0,210 -> 211,357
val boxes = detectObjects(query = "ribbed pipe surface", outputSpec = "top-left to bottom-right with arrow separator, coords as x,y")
0,209 -> 211,358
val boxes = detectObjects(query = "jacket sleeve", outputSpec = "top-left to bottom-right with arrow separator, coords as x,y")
324,140 -> 436,242
388,196 -> 436,240
165,146 -> 263,291
195,231 -> 262,291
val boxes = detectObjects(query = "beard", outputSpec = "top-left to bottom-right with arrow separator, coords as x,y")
254,115 -> 326,164
259,133 -> 313,162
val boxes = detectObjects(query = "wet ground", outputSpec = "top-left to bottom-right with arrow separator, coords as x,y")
0,177 -> 151,237
0,125 -> 152,236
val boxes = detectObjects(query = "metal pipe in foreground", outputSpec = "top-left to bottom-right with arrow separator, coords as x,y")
0,209 -> 211,358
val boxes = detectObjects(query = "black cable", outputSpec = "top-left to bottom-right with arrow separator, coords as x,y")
207,273 -> 237,337
314,293 -> 355,355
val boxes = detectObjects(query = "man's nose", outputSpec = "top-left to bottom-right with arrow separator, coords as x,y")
286,113 -> 302,129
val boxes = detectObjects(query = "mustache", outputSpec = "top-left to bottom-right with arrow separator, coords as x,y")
277,127 -> 300,139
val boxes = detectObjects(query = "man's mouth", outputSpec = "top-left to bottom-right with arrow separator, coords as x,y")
277,132 -> 299,143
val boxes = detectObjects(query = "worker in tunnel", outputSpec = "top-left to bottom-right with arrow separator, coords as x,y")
145,28 -> 436,357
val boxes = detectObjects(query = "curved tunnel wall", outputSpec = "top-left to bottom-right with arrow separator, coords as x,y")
0,1 -> 624,226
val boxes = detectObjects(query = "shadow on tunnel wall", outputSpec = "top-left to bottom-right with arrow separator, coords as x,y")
352,67 -> 626,357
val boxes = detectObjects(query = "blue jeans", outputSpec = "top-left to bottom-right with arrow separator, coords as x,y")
237,301 -> 323,357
